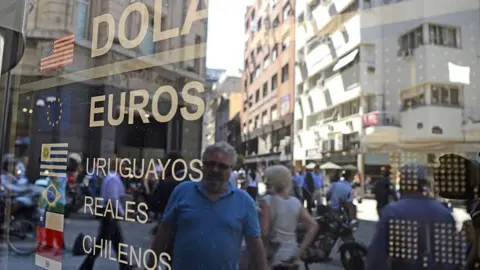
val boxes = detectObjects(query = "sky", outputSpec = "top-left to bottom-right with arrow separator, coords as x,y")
206,0 -> 251,72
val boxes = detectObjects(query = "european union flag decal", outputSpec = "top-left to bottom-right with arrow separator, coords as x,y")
36,91 -> 71,132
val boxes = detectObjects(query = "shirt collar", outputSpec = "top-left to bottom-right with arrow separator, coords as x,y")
196,181 -> 235,199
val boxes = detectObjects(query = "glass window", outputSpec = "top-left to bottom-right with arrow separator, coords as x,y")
281,64 -> 289,83
75,0 -> 90,40
0,1 -> 475,269
272,73 -> 278,90
140,19 -> 155,55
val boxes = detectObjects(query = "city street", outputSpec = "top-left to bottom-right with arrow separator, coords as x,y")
0,199 -> 471,270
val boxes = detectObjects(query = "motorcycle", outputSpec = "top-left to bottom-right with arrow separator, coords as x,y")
3,182 -> 44,223
296,205 -> 367,270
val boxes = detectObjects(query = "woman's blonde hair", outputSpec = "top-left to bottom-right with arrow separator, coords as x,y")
264,165 -> 292,193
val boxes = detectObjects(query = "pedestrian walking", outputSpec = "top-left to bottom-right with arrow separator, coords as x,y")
290,167 -> 304,202
78,157 -> 132,270
367,163 -> 459,270
372,166 -> 397,218
260,165 -> 318,270
246,165 -> 261,200
311,165 -> 324,207
149,141 -> 268,270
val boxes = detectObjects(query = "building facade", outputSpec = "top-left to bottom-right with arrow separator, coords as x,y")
15,0 -> 208,179
201,68 -> 225,153
294,0 -> 480,176
241,0 -> 295,167
213,72 -> 243,152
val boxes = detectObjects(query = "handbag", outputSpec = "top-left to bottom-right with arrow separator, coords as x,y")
264,195 -> 281,263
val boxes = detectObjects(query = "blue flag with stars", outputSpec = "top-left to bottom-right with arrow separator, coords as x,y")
36,90 -> 71,132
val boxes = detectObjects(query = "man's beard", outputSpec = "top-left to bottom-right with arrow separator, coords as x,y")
203,174 -> 226,193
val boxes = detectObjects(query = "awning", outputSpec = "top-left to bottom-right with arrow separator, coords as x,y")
333,49 -> 359,72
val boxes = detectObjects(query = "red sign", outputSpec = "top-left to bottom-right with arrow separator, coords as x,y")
363,112 -> 378,128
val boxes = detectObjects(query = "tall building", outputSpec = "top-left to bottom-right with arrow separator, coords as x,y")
212,71 -> 243,153
202,68 -> 225,153
13,0 -> 208,179
293,0 -> 480,177
241,0 -> 296,167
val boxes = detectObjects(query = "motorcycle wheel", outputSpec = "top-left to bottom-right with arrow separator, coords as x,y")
340,247 -> 366,270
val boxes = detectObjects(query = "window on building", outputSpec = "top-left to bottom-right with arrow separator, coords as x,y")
272,46 -> 278,61
272,73 -> 278,90
257,17 -> 262,31
254,115 -> 260,128
341,98 -> 360,117
282,37 -> 289,51
399,26 -> 423,50
283,3 -> 291,21
263,82 -> 268,97
255,89 -> 260,103
281,64 -> 289,83
249,119 -> 253,131
249,71 -> 254,83
273,17 -> 280,28
244,78 -> 248,90
251,10 -> 256,21
429,24 -> 458,48
140,18 -> 155,55
402,93 -> 425,110
431,85 -> 461,106
263,53 -> 270,70
262,111 -> 268,124
245,20 -> 250,32
75,0 -> 90,40
366,95 -> 377,112
248,95 -> 253,107
271,105 -> 278,121
243,101 -> 248,111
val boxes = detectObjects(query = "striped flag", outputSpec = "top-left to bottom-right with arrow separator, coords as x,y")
35,210 -> 64,270
40,33 -> 74,72
40,143 -> 68,178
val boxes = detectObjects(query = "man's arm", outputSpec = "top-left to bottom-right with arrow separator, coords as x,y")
244,196 -> 268,270
149,184 -> 181,261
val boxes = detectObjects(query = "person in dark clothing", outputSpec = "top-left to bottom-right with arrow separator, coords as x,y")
149,151 -> 191,261
373,166 -> 397,218
303,168 -> 315,214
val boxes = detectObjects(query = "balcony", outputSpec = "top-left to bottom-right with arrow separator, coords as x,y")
305,14 -> 361,77
463,108 -> 480,142
400,106 -> 463,142
363,111 -> 401,143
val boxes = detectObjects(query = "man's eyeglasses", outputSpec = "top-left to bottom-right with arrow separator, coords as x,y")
202,161 -> 230,171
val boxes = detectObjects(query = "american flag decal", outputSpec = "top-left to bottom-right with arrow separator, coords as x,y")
40,33 -> 74,72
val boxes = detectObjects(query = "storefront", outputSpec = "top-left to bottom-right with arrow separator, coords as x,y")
0,0 -> 208,269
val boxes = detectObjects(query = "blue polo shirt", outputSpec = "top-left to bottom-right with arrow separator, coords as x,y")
327,181 -> 353,209
367,195 -> 460,270
162,181 -> 261,270
293,173 -> 304,187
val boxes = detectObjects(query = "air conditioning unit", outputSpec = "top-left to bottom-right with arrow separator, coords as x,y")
405,48 -> 414,57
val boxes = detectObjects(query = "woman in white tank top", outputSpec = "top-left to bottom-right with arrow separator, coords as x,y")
259,165 -> 319,270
